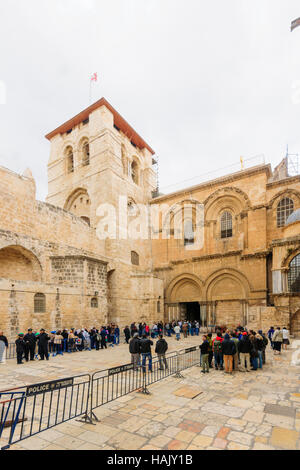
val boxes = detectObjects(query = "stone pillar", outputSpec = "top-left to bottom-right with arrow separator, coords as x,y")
9,284 -> 19,340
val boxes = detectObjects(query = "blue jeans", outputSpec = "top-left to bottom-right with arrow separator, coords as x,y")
142,353 -> 152,372
251,356 -> 258,370
195,328 -> 199,336
214,352 -> 223,368
176,333 -> 180,341
257,351 -> 263,369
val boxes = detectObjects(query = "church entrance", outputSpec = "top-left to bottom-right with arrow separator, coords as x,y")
180,302 -> 201,323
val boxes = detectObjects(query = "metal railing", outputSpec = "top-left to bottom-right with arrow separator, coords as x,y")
0,345 -> 200,449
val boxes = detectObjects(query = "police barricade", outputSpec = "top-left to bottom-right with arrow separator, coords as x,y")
143,351 -> 178,389
175,346 -> 200,377
0,374 -> 91,448
0,392 -> 26,450
7,343 -> 16,360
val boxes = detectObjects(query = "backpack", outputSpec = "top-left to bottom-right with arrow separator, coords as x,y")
213,339 -> 222,353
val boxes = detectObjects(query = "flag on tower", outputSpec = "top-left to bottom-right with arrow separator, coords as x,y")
91,72 -> 98,82
291,18 -> 300,32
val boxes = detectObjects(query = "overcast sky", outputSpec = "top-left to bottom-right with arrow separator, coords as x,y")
1,0 -> 300,200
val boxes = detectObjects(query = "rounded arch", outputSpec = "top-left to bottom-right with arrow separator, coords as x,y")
162,199 -> 202,233
0,245 -> 42,282
267,189 -> 300,209
64,187 -> 91,224
130,157 -> 140,185
281,247 -> 300,269
205,268 -> 251,301
205,187 -> 251,212
166,273 -> 204,303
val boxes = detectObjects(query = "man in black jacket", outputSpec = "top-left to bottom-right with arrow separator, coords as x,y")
238,332 -> 252,372
222,334 -> 236,374
129,333 -> 141,370
155,335 -> 168,370
38,329 -> 50,361
24,329 -> 37,362
15,334 -> 25,364
140,334 -> 153,373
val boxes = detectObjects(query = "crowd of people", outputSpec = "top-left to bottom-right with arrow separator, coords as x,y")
0,321 -> 290,369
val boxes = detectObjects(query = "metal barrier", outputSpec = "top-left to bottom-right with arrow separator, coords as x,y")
0,374 -> 91,449
0,345 -> 201,449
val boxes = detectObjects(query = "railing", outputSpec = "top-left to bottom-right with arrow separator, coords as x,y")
0,346 -> 200,449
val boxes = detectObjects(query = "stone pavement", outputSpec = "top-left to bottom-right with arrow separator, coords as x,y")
2,336 -> 300,451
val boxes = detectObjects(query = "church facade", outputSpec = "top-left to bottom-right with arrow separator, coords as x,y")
0,97 -> 299,339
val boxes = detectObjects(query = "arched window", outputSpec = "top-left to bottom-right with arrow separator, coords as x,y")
184,219 -> 194,246
131,251 -> 139,266
131,160 -> 139,185
82,140 -> 90,166
221,211 -> 233,239
288,254 -> 300,293
34,293 -> 46,313
277,198 -> 294,227
65,146 -> 74,174
91,297 -> 98,308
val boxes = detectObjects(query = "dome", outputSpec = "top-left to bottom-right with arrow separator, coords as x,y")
286,209 -> 300,225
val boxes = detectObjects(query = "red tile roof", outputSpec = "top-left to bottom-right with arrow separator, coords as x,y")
45,97 -> 155,155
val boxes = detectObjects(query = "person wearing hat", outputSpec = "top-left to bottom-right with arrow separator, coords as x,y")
37,329 -> 50,361
24,328 -> 37,362
129,332 -> 141,371
15,334 -> 25,365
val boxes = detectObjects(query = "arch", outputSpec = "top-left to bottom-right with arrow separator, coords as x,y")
267,189 -> 300,209
205,268 -> 251,301
64,188 -> 91,223
166,273 -> 204,303
0,245 -> 42,282
204,186 -> 251,217
281,247 -> 300,269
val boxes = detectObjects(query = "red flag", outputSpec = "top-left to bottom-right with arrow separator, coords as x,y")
291,18 -> 300,32
91,73 -> 98,82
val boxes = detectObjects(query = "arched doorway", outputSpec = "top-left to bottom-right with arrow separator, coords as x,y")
166,274 -> 203,323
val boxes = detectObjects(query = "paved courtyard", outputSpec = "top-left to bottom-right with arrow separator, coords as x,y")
1,335 -> 300,451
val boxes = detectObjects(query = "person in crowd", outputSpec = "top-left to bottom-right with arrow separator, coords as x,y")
222,333 -> 236,374
258,330 -> 268,364
0,331 -> 8,364
129,332 -> 141,370
100,327 -> 107,349
249,333 -> 259,370
195,321 -> 200,336
207,333 -> 213,368
16,333 -> 26,365
68,329 -> 76,353
268,326 -> 275,349
53,330 -> 64,356
114,325 -> 120,345
38,329 -> 50,361
282,327 -> 290,350
23,328 -> 37,362
140,333 -> 153,373
238,331 -> 252,372
174,323 -> 181,341
165,322 -> 171,337
255,332 -> 264,369
182,322 -> 188,339
155,334 -> 168,370
200,335 -> 210,373
272,327 -> 283,355
124,325 -> 131,344
230,331 -> 240,371
212,331 -> 224,370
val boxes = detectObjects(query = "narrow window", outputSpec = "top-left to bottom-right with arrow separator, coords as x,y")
34,293 -> 46,313
221,211 -> 233,239
277,198 -> 294,228
131,251 -> 139,266
82,141 -> 90,166
91,297 -> 98,308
